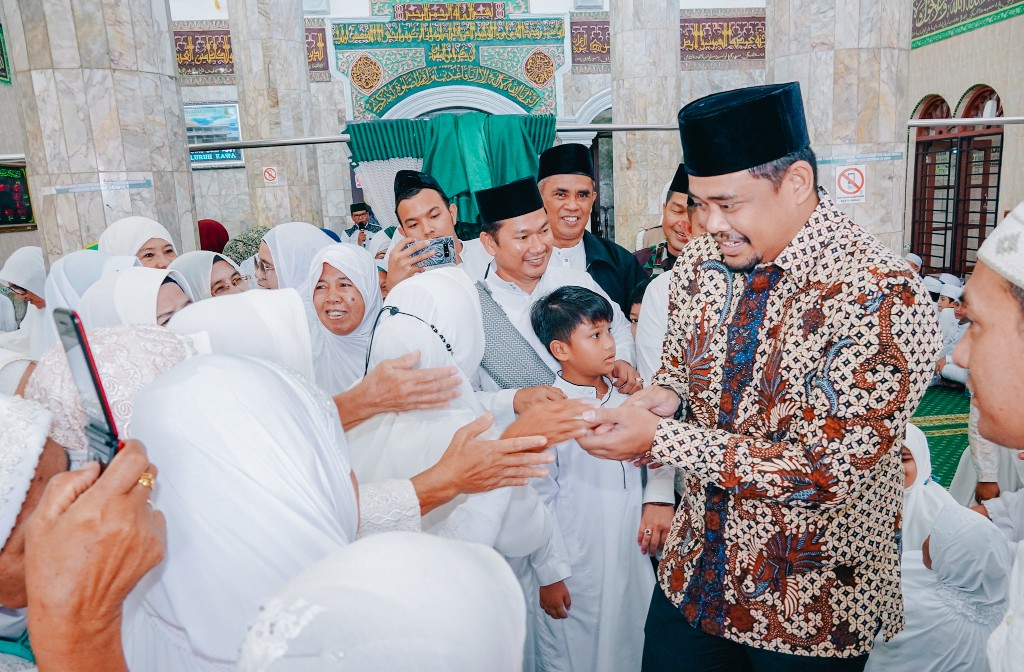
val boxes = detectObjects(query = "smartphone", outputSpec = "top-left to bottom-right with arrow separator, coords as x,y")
407,235 -> 457,269
52,308 -> 120,467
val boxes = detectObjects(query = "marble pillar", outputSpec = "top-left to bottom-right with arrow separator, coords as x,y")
766,0 -> 912,251
610,0 -> 681,251
1,0 -> 197,259
228,0 -> 322,228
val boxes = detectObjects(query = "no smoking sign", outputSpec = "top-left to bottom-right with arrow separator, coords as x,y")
834,164 -> 866,204
263,166 -> 280,186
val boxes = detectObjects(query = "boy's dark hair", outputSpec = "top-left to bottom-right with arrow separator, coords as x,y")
629,278 -> 652,309
530,286 -> 614,355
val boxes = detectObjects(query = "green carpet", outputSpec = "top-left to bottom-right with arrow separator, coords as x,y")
911,385 -> 971,488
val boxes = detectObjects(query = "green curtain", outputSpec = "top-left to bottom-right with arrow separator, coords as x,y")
345,113 -> 556,239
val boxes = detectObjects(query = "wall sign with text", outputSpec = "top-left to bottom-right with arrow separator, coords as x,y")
184,103 -> 243,168
0,167 -> 33,226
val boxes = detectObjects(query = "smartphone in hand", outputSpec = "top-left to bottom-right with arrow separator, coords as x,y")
52,308 -> 120,467
407,235 -> 457,269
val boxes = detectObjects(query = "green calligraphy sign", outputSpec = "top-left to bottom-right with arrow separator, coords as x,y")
0,22 -> 11,86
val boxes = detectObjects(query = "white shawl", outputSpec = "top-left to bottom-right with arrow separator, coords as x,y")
0,246 -> 48,358
124,355 -> 359,672
168,251 -> 242,301
903,423 -> 958,553
261,222 -> 332,293
307,243 -> 382,394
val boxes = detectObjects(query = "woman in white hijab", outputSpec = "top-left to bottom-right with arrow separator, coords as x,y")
37,250 -> 139,354
902,423 -> 958,552
98,216 -> 178,268
77,267 -> 194,329
168,288 -> 314,381
307,243 -> 382,394
239,532 -> 526,672
257,222 -> 331,291
866,501 -> 1011,672
168,251 -> 247,301
347,269 -> 551,557
124,355 -> 359,672
0,247 -> 48,358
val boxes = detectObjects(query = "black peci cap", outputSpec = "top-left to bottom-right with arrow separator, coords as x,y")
678,82 -> 810,177
537,143 -> 594,181
393,170 -> 448,205
668,163 -> 688,195
475,177 -> 545,225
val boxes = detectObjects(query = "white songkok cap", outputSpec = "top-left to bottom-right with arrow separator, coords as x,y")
922,276 -> 943,294
978,202 -> 1024,290
904,252 -> 922,267
940,283 -> 963,301
939,272 -> 962,288
0,395 -> 51,550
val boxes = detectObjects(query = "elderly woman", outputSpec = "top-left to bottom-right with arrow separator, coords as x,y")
168,251 -> 248,301
98,216 -> 178,269
0,247 -> 47,358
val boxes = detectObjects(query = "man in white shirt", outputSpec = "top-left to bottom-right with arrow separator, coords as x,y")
471,176 -> 642,429
385,170 -> 493,288
947,203 -> 1024,672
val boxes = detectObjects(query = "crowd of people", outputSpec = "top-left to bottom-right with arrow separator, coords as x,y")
0,81 -> 1021,672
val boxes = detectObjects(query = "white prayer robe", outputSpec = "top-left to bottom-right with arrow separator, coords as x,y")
949,402 -> 1024,506
473,264 -> 635,429
530,375 -> 658,672
550,239 -> 586,271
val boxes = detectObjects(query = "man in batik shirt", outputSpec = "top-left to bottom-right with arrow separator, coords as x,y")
578,82 -> 941,671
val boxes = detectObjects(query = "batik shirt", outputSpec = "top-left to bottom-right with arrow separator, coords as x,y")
650,192 -> 941,658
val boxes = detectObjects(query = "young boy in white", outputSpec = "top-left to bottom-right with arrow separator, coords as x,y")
528,286 -> 673,671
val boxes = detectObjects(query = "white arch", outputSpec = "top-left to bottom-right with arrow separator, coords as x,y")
381,85 -> 528,119
574,88 -> 612,124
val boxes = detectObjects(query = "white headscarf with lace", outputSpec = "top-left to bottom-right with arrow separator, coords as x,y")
24,326 -> 196,469
0,395 -> 51,551
239,532 -> 525,672
124,354 -> 359,672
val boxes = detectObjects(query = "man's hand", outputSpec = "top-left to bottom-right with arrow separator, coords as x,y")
385,239 -> 430,289
25,440 -> 166,672
623,384 -> 682,418
336,351 -> 461,429
513,385 -> 567,415
504,398 -> 595,446
638,503 -> 675,556
611,360 -> 643,394
577,406 -> 661,461
976,481 -> 1001,503
539,581 -> 571,620
357,230 -> 367,246
935,356 -> 946,374
412,414 -> 554,516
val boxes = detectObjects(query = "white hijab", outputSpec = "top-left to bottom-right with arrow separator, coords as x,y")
261,222 -> 332,293
168,288 -> 314,381
0,348 -> 31,396
867,502 -> 1010,672
238,532 -> 526,672
347,269 -> 550,556
0,246 -> 48,358
307,244 -> 382,394
903,423 -> 957,553
0,394 -> 51,550
168,251 -> 242,301
98,216 -> 176,257
125,355 -> 359,672
38,249 -> 139,354
77,267 -> 194,329
0,246 -> 46,298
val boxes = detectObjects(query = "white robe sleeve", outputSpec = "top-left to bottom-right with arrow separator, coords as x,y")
356,479 -> 422,538
472,367 -> 518,431
636,272 -> 671,383
526,444 -> 572,586
985,488 -> 1024,543
643,465 -> 676,505
988,543 -> 1024,672
970,403 -> 1001,483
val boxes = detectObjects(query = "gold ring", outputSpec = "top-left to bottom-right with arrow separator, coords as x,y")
137,471 -> 156,489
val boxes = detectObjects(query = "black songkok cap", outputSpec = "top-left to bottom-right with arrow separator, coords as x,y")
350,202 -> 370,214
537,143 -> 594,181
668,164 -> 688,195
393,170 -> 448,204
476,177 -> 544,224
678,82 -> 810,177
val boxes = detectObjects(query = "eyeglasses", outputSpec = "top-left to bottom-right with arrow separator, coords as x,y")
254,259 -> 275,277
211,275 -> 251,296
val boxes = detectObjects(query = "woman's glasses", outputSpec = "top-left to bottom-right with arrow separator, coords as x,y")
211,275 -> 251,297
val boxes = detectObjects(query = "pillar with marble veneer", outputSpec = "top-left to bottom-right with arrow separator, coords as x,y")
227,0 -> 322,229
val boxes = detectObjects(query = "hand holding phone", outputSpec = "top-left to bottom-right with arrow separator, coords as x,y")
407,235 -> 457,269
52,308 -> 120,467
